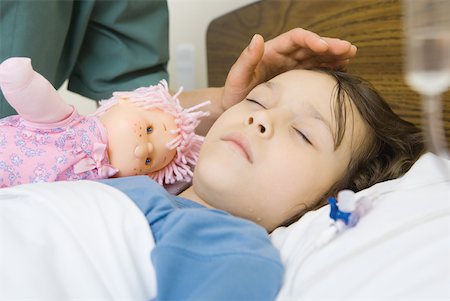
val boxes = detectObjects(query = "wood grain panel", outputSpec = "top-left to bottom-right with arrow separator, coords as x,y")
206,0 -> 450,146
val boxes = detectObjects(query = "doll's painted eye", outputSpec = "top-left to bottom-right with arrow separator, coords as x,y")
147,126 -> 153,134
146,158 -> 152,165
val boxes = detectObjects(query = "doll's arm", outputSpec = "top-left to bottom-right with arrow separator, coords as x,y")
0,57 -> 73,123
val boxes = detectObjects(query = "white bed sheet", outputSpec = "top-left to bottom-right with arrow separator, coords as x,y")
0,180 -> 156,300
1,153 -> 448,300
272,152 -> 450,300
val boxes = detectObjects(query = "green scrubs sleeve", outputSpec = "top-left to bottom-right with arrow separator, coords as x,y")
0,0 -> 169,117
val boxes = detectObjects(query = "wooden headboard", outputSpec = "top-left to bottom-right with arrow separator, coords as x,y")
206,0 -> 450,145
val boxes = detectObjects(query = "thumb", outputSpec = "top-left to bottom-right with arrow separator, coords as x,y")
229,34 -> 264,77
222,34 -> 265,109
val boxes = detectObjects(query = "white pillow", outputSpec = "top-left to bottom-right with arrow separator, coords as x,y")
272,152 -> 450,300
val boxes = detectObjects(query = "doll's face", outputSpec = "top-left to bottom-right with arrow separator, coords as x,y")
192,69 -> 368,231
99,102 -> 177,177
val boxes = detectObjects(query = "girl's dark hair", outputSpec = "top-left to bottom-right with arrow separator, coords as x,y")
281,69 -> 425,227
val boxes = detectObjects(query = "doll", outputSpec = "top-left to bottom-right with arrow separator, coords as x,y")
0,57 -> 209,188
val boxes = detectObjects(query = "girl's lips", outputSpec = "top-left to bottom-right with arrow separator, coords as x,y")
221,132 -> 254,163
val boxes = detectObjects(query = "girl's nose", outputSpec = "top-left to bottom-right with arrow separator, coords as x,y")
134,142 -> 154,159
245,111 -> 273,138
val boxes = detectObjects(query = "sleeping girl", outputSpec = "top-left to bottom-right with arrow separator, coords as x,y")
101,67 -> 424,299
160,68 -> 425,232
0,57 -> 209,187
0,66 -> 424,300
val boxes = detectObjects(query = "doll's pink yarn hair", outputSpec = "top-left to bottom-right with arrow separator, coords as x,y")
93,80 -> 210,185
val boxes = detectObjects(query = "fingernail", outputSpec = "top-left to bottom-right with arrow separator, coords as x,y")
319,38 -> 328,46
248,34 -> 257,51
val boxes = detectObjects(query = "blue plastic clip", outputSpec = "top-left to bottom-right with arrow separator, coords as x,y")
328,197 -> 352,225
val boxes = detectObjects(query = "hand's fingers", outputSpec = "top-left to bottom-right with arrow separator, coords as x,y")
290,38 -> 355,61
291,42 -> 356,64
290,28 -> 329,53
321,37 -> 356,56
349,44 -> 358,60
266,28 -> 357,58
228,34 -> 265,80
222,34 -> 265,109
265,28 -> 329,54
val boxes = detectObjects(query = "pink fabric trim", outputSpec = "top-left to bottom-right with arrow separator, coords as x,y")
21,105 -> 76,130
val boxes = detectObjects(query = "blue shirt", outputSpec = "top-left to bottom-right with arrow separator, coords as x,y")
99,176 -> 283,301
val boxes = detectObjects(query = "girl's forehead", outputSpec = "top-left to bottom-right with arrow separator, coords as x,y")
255,70 -> 337,102
263,70 -> 338,116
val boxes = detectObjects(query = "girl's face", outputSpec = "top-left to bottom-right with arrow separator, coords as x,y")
192,69 -> 368,231
100,103 -> 177,177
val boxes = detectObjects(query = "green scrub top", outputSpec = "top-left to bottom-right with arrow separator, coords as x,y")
0,0 -> 169,117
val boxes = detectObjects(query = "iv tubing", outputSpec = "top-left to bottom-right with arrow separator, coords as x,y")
423,93 -> 450,180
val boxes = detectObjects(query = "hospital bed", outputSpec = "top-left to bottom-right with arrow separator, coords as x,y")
1,0 -> 449,300
207,0 -> 450,299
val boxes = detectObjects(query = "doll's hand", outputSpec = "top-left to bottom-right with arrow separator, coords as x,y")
0,57 -> 34,89
221,28 -> 357,109
0,57 -> 72,123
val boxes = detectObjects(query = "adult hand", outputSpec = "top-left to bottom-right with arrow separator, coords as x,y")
221,28 -> 357,109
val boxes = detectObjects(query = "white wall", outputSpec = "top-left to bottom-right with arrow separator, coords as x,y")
167,0 -> 256,90
60,0 -> 256,115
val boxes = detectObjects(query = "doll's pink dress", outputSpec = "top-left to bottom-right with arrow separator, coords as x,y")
0,57 -> 117,188
0,110 -> 117,188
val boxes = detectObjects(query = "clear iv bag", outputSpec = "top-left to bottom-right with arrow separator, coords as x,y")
403,0 -> 450,164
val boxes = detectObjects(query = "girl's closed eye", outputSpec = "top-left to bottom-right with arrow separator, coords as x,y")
246,98 -> 266,109
293,127 -> 313,145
